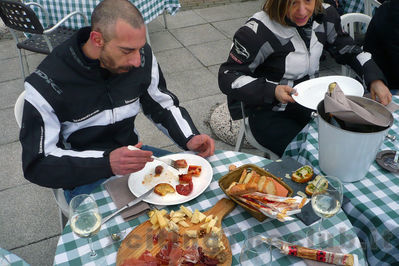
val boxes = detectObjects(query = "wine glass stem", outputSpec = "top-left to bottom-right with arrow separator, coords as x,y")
88,237 -> 97,257
318,218 -> 324,236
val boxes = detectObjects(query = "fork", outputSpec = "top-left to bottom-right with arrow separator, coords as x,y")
127,145 -> 180,173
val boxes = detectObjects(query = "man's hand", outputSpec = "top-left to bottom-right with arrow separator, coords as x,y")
109,142 -> 153,175
187,134 -> 215,158
370,80 -> 392,106
275,85 -> 297,104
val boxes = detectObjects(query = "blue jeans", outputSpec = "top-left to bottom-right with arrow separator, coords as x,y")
64,145 -> 171,204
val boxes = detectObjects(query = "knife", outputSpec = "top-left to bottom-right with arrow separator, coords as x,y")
127,145 -> 180,175
260,236 -> 357,265
101,187 -> 154,225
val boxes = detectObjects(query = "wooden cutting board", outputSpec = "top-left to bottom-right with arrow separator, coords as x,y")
116,198 -> 236,265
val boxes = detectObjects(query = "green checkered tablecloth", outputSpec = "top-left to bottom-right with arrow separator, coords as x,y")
0,247 -> 30,266
284,98 -> 399,265
343,0 -> 365,14
54,150 -> 365,265
27,0 -> 180,29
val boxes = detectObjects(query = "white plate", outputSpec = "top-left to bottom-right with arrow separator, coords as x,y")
292,75 -> 364,110
128,153 -> 213,205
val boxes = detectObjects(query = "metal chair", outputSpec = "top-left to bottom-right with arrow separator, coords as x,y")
14,90 -> 69,230
234,102 -> 280,160
0,0 -> 88,79
340,13 -> 371,77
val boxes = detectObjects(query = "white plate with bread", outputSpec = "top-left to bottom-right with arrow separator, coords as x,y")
292,75 -> 364,110
128,153 -> 213,205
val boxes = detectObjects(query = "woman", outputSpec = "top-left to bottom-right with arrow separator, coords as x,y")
218,0 -> 391,156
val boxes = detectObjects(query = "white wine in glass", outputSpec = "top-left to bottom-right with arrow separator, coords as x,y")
308,175 -> 343,247
69,194 -> 102,257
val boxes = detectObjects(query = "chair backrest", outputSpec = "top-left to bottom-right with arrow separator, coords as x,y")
14,90 -> 25,128
364,0 -> 381,16
340,13 -> 371,77
0,0 -> 44,34
341,13 -> 371,40
14,90 -> 70,228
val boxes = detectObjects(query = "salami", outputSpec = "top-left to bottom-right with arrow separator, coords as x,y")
176,181 -> 193,196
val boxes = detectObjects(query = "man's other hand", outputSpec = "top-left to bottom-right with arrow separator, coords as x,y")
370,80 -> 392,106
187,134 -> 215,157
109,142 -> 153,175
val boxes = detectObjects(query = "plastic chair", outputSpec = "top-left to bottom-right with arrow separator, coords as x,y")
14,91 -> 69,230
234,102 -> 280,160
0,0 -> 88,79
340,13 -> 371,77
364,0 -> 381,16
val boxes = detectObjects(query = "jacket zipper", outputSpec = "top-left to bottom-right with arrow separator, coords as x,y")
106,85 -> 115,124
296,29 -> 311,75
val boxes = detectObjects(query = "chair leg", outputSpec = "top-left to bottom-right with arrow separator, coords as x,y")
22,50 -> 30,77
234,119 -> 245,152
16,49 -> 26,80
163,11 -> 168,29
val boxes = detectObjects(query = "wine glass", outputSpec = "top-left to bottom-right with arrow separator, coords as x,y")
69,194 -> 102,258
0,254 -> 10,266
308,175 -> 343,247
240,235 -> 273,266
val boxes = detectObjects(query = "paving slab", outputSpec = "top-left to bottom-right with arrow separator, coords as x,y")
187,39 -> 232,66
147,18 -> 165,33
0,184 -> 59,250
0,141 -> 26,190
170,24 -> 226,47
193,3 -> 248,23
179,93 -> 226,136
0,108 -> 19,145
164,67 -> 220,102
236,0 -> 264,17
133,112 -> 175,148
0,57 -> 23,83
154,47 -> 203,73
149,30 -> 182,52
12,236 -> 59,266
0,79 -> 24,110
207,65 -> 220,77
0,39 -> 19,60
157,10 -> 207,29
212,17 -> 247,39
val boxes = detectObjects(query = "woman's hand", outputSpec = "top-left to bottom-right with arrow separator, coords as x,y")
370,80 -> 392,106
275,85 -> 297,104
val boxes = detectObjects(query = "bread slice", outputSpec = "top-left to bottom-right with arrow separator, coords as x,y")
154,183 -> 175,196
238,169 -> 247,184
292,165 -> 314,183
243,171 -> 253,184
257,176 -> 266,192
228,183 -> 257,196
262,179 -> 276,195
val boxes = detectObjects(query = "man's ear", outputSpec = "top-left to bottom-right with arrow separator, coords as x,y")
90,31 -> 104,48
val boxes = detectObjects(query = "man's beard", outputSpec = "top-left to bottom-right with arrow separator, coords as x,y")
99,51 -> 132,74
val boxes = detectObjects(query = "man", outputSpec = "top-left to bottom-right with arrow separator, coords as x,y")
20,0 -> 214,202
364,0 -> 399,94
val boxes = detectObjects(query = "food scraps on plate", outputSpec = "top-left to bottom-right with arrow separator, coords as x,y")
143,159 -> 202,197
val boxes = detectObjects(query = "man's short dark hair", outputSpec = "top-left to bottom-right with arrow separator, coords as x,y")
91,0 -> 144,41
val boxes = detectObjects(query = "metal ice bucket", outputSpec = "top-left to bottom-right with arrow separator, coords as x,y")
317,96 -> 393,182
